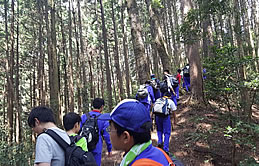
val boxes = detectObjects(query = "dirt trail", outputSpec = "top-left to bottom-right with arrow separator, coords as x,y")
101,94 -> 259,165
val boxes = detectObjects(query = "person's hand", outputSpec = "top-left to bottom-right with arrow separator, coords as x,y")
108,152 -> 112,157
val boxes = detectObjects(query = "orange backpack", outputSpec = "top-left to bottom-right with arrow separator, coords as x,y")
131,147 -> 175,166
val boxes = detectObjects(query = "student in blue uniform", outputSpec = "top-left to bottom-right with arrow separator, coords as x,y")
163,70 -> 177,106
153,92 -> 177,153
183,64 -> 190,92
80,98 -> 112,166
99,99 -> 175,166
150,74 -> 161,101
136,80 -> 155,112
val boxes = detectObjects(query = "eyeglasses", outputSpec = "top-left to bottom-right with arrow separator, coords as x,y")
106,126 -> 116,133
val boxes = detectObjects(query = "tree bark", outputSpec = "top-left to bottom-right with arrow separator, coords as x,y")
77,0 -> 88,112
112,0 -> 124,100
59,0 -> 69,114
15,0 -> 22,143
49,1 -> 61,125
145,0 -> 171,72
68,0 -> 74,112
7,0 -> 15,143
121,3 -> 131,97
100,0 -> 113,110
72,2 -> 82,112
127,0 -> 150,84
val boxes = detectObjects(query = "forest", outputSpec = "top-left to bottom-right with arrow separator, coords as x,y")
0,0 -> 258,165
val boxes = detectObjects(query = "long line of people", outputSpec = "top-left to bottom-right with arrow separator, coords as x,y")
27,67 -> 190,166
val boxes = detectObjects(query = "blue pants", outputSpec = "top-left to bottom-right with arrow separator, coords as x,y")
175,86 -> 179,100
92,152 -> 101,166
156,115 -> 171,152
170,90 -> 177,106
183,76 -> 190,92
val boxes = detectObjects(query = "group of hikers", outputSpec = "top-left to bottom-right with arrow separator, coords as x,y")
28,66 -> 191,166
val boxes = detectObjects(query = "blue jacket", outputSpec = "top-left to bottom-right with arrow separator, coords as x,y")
80,110 -> 112,154
136,85 -> 155,105
129,144 -> 170,165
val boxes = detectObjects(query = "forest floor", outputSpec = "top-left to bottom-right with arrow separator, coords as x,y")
101,93 -> 259,166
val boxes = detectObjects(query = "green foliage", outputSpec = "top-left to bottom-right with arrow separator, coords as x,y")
224,120 -> 259,148
179,9 -> 201,44
151,0 -> 164,8
203,44 -> 259,110
0,127 -> 33,165
239,157 -> 258,166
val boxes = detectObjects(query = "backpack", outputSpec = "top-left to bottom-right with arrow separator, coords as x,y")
137,84 -> 149,98
169,76 -> 179,88
153,98 -> 170,116
183,67 -> 190,77
160,80 -> 169,93
132,147 -> 184,166
80,113 -> 101,151
45,129 -> 97,166
150,79 -> 159,90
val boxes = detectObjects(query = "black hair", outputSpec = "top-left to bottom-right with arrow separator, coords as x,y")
27,106 -> 56,127
164,92 -> 172,97
177,69 -> 181,73
63,112 -> 81,131
163,69 -> 170,74
112,121 -> 151,145
93,98 -> 105,109
145,80 -> 151,84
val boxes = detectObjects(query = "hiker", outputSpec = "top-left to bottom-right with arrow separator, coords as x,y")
136,80 -> 155,112
99,99 -> 177,165
63,112 -> 88,152
176,69 -> 182,101
162,70 -> 178,106
80,98 -> 112,166
28,106 -> 70,166
150,74 -> 161,101
183,64 -> 190,92
152,92 -> 177,153
203,68 -> 207,79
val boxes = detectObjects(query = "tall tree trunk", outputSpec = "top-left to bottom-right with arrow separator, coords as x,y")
233,0 -> 250,118
201,0 -> 211,58
59,0 -> 69,114
37,0 -> 45,106
7,0 -> 15,143
72,2 -> 82,112
187,43 -> 204,103
4,0 -> 9,141
99,49 -> 105,99
68,0 -> 74,112
49,2 -> 61,125
127,0 -> 150,84
88,52 -> 94,100
15,0 -> 22,143
168,0 -> 179,67
112,0 -> 124,100
100,0 -> 113,110
145,0 -> 171,72
121,3 -> 131,97
183,0 -> 204,103
77,0 -> 88,112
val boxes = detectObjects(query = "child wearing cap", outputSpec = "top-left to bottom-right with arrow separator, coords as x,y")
153,92 -> 177,154
136,80 -> 156,112
99,99 -> 175,166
